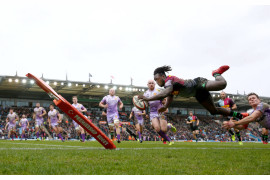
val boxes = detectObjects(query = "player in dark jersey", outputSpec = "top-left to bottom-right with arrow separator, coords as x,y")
224,93 -> 269,144
217,91 -> 243,145
186,111 -> 199,142
138,65 -> 246,120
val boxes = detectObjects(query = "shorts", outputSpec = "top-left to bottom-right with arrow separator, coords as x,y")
107,113 -> 119,124
21,126 -> 27,131
51,123 -> 58,128
73,121 -> 81,130
191,125 -> 199,131
8,124 -> 16,131
135,119 -> 144,125
35,121 -> 44,128
193,77 -> 210,103
150,113 -> 167,121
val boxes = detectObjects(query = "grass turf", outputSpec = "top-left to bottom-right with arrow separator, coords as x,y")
0,140 -> 269,175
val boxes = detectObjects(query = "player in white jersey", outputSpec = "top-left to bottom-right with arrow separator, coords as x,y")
5,108 -> 19,140
19,114 -> 29,140
33,103 -> 47,140
143,80 -> 176,145
48,104 -> 64,142
129,106 -> 146,143
72,96 -> 87,142
99,88 -> 123,143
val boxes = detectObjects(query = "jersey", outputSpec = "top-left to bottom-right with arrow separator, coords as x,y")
34,107 -> 45,122
7,113 -> 18,125
72,103 -> 86,127
48,109 -> 59,124
20,118 -> 28,127
187,115 -> 198,127
100,95 -> 122,115
250,102 -> 270,129
164,75 -> 197,97
217,98 -> 235,109
132,107 -> 143,121
144,88 -> 163,114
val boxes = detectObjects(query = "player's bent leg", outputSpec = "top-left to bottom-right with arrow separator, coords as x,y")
139,124 -> 143,143
152,118 -> 161,132
192,131 -> 197,142
79,126 -> 85,142
114,119 -> 121,143
205,76 -> 227,91
160,119 -> 168,133
160,119 -> 172,144
57,127 -> 65,142
135,124 -> 141,142
108,123 -> 115,140
35,126 -> 40,140
262,128 -> 269,144
196,92 -> 242,119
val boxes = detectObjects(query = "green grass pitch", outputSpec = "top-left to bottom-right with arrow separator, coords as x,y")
0,140 -> 269,175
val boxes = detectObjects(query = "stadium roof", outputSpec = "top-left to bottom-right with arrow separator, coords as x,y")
1,74 -> 270,109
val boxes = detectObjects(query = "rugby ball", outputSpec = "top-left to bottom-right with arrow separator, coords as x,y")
133,95 -> 147,110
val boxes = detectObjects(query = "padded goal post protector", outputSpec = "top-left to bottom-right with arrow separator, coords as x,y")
26,73 -> 116,149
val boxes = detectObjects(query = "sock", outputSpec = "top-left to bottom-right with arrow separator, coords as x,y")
21,134 -> 24,139
138,131 -> 141,140
58,133 -> 64,141
263,135 -> 268,142
228,129 -> 234,135
236,132 -> 241,141
214,73 -> 221,78
158,130 -> 171,142
117,134 -> 120,140
229,111 -> 244,119
36,131 -> 39,138
11,134 -> 13,140
81,134 -> 85,142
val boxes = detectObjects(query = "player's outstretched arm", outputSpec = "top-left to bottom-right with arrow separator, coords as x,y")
140,86 -> 173,101
224,110 -> 262,128
234,111 -> 261,126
